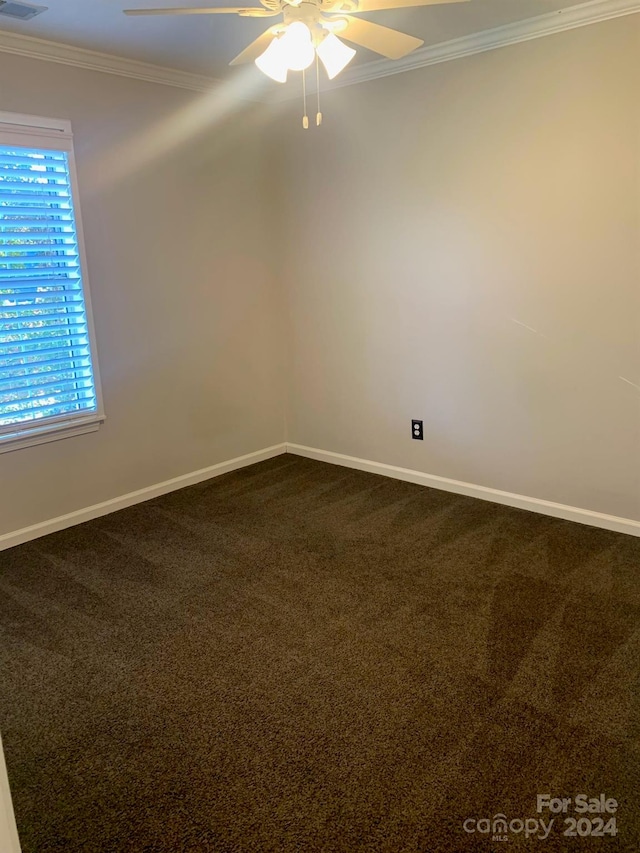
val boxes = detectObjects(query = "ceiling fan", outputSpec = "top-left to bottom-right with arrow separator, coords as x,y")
124,0 -> 469,124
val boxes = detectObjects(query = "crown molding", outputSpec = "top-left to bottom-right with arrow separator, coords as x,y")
0,27 -> 229,95
0,0 -> 637,101
273,0 -> 640,99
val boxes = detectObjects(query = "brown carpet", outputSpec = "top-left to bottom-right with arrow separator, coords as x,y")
1,453 -> 639,852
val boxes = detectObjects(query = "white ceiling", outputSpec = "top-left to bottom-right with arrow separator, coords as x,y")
0,0 -> 594,79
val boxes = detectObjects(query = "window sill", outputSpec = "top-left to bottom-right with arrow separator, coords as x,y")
0,416 -> 105,455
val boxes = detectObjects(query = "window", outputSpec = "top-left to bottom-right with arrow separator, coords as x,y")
0,112 -> 103,453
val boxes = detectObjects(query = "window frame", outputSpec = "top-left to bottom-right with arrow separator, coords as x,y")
0,110 -> 105,454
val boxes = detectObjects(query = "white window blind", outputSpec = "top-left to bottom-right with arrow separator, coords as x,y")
0,113 -> 103,452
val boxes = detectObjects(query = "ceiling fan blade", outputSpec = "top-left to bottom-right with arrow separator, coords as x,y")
229,26 -> 281,65
345,0 -> 468,11
124,7 -> 278,16
337,16 -> 423,59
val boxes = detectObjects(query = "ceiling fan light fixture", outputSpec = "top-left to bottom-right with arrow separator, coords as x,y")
255,35 -> 288,82
279,21 -> 315,71
316,32 -> 356,80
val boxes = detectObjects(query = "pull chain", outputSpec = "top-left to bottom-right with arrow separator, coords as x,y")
302,68 -> 309,129
315,53 -> 322,126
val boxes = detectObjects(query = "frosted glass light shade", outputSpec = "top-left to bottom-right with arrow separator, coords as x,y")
255,37 -> 288,83
279,22 -> 315,72
316,33 -> 356,80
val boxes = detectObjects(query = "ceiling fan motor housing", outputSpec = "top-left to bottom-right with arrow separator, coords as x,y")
280,0 -> 350,43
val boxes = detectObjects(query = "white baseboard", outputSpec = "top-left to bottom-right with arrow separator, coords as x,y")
286,443 -> 640,538
0,443 -> 287,553
2,438 -> 638,550
0,733 -> 20,853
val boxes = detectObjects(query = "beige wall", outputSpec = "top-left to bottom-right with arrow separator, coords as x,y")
278,17 -> 640,522
1,16 -> 639,538
0,53 -> 286,537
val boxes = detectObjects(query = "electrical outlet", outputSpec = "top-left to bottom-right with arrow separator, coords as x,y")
411,420 -> 424,441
